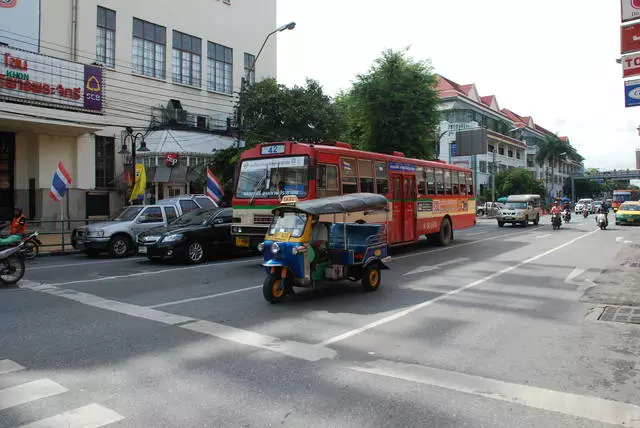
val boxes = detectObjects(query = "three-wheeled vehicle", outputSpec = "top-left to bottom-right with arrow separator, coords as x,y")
258,193 -> 391,303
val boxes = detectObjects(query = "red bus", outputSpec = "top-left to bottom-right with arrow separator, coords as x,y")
613,189 -> 640,211
231,141 -> 476,249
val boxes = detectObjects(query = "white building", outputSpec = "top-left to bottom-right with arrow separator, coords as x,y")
0,0 -> 277,221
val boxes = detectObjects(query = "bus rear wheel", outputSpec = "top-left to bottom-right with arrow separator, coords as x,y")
428,218 -> 452,246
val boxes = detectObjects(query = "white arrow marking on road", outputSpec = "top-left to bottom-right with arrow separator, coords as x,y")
536,234 -> 552,239
0,359 -> 24,376
465,231 -> 488,236
403,258 -> 469,276
625,240 -> 633,244
616,237 -> 624,242
564,268 -> 585,284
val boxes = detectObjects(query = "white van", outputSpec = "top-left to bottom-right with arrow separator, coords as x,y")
497,194 -> 542,227
575,199 -> 593,215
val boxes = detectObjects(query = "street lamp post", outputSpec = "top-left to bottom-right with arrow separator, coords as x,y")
118,127 -> 149,204
236,22 -> 296,146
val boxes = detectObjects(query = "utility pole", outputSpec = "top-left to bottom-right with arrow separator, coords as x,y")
491,148 -> 496,204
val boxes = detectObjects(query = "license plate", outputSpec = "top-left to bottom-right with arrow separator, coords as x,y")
138,245 -> 147,254
235,237 -> 250,247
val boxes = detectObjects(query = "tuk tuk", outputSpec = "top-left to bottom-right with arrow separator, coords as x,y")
258,193 -> 391,303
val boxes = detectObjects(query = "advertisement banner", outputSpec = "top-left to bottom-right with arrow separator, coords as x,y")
624,79 -> 640,107
622,52 -> 640,77
622,0 -> 640,22
0,0 -> 40,52
0,46 -> 104,113
621,23 -> 640,54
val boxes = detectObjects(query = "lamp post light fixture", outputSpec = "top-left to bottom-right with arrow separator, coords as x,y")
118,127 -> 149,203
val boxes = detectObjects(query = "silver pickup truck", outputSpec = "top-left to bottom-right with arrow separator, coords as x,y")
72,204 -> 181,257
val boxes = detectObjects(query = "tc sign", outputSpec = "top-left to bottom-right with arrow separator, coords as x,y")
622,52 -> 640,77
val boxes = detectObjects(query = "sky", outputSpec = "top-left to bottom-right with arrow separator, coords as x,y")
276,0 -> 635,170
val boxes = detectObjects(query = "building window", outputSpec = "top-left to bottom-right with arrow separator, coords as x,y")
244,53 -> 255,85
207,42 -> 232,94
516,151 -> 521,160
498,147 -> 505,156
95,136 -> 115,188
508,150 -> 514,158
132,18 -> 166,79
96,6 -> 116,68
172,31 -> 201,86
479,161 -> 487,173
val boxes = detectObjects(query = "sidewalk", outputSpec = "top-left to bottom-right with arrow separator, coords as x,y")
36,233 -> 76,255
581,243 -> 640,307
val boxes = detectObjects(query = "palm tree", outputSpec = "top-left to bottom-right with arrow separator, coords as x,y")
535,134 -> 582,199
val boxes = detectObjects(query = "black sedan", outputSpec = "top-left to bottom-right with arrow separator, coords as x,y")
137,208 -> 233,264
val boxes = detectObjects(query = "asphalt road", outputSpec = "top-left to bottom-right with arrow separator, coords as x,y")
2,215 -> 639,427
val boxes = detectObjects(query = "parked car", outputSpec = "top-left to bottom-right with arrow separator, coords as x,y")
157,194 -> 217,214
476,202 -> 503,216
72,204 -> 181,257
137,207 -> 233,264
574,198 -> 593,214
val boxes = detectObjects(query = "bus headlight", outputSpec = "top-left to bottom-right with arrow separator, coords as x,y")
271,242 -> 280,254
257,242 -> 265,252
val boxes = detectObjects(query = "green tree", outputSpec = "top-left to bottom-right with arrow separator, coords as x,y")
494,168 -> 547,198
241,78 -> 344,148
535,134 -> 582,195
342,49 -> 440,159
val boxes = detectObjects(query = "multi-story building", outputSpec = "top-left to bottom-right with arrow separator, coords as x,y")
436,75 -> 583,199
0,0 -> 276,221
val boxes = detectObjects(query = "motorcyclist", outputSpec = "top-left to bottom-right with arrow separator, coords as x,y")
550,202 -> 561,226
1,207 -> 27,237
597,202 -> 609,227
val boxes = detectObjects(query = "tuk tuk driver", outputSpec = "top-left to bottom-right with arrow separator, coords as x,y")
310,216 -> 329,269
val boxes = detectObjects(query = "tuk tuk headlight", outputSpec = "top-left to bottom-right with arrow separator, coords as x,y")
271,242 -> 280,254
291,245 -> 307,255
257,242 -> 265,252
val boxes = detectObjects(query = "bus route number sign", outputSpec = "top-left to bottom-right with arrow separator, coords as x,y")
261,144 -> 286,155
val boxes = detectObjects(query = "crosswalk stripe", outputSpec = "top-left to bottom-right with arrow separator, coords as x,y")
18,403 -> 125,428
0,359 -> 25,375
0,379 -> 68,411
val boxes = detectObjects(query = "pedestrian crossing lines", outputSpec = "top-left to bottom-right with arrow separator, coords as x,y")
0,359 -> 123,427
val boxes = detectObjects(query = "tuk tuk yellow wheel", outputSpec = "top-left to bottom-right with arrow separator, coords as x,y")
263,273 -> 286,303
362,264 -> 381,292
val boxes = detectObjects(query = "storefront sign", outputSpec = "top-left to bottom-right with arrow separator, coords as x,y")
165,153 -> 179,167
621,22 -> 640,54
622,52 -> 640,77
622,0 -> 640,23
624,78 -> 640,107
0,46 -> 104,113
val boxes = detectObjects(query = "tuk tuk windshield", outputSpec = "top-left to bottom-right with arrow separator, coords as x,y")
269,212 -> 308,238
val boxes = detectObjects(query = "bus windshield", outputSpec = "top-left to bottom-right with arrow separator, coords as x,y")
236,156 -> 309,199
613,193 -> 631,203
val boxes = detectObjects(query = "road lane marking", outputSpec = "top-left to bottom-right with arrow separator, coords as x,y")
29,257 -> 140,271
564,268 -> 585,284
464,231 -> 487,236
19,403 -> 125,428
536,234 -> 552,239
0,379 -> 68,411
350,359 -> 640,427
617,237 -> 624,242
40,257 -> 262,287
403,258 -> 468,276
318,228 -> 600,346
23,282 -> 336,362
0,359 -> 24,375
392,226 -> 544,261
148,285 -> 262,308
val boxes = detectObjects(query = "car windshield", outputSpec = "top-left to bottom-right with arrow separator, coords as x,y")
505,202 -> 527,209
111,206 -> 143,221
236,156 -> 309,199
578,200 -> 590,205
620,203 -> 640,212
169,209 -> 218,226
269,212 -> 308,238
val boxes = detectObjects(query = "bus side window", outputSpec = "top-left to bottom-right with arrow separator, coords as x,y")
317,164 -> 339,198
341,158 -> 358,194
426,168 -> 436,195
435,169 -> 444,195
358,159 -> 374,193
444,170 -> 452,195
375,162 -> 388,195
459,172 -> 467,195
416,167 -> 426,195
451,171 -> 460,195
467,173 -> 474,196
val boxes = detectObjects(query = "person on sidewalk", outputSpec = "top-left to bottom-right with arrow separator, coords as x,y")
2,207 -> 27,237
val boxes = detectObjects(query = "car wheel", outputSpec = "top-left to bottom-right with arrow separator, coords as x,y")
533,214 -> 540,225
108,235 -> 131,258
185,241 -> 205,264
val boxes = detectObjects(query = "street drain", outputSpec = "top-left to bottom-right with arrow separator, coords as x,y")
599,306 -> 640,324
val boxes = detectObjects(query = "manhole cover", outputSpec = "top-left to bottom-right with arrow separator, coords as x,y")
599,306 -> 640,324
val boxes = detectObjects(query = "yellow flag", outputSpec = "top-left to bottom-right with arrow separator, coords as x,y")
129,164 -> 147,202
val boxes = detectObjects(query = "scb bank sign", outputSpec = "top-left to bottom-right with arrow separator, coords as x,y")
0,46 -> 104,114
625,79 -> 640,107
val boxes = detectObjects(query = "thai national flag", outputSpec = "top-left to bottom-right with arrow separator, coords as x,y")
206,168 -> 224,203
49,161 -> 72,201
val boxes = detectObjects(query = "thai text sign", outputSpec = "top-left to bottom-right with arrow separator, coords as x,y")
0,46 -> 104,113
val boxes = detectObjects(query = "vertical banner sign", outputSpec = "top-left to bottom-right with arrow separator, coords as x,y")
83,64 -> 103,111
624,78 -> 640,107
622,0 -> 640,23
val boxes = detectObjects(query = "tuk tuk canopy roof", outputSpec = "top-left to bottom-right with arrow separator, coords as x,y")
275,193 -> 389,216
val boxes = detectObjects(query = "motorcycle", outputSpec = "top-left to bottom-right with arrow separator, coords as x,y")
0,241 -> 26,286
596,213 -> 608,230
583,208 -> 588,218
0,231 -> 40,260
563,210 -> 571,223
552,213 -> 562,230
